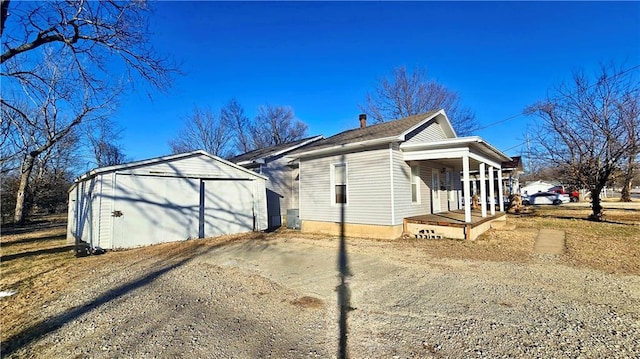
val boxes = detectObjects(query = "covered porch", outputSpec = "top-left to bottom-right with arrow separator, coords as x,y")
400,136 -> 512,240
404,209 -> 506,241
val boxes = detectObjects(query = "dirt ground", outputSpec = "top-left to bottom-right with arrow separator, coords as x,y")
1,208 -> 639,357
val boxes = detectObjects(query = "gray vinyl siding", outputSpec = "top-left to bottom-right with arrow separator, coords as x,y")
260,156 -> 298,227
299,146 -> 392,225
393,146 -> 433,224
404,120 -> 448,144
393,144 -> 465,223
120,155 -> 252,179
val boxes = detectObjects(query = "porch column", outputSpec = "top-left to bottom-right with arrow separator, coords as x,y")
498,168 -> 505,212
488,166 -> 496,215
479,162 -> 487,218
462,155 -> 472,223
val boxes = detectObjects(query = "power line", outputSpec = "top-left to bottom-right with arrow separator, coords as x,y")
475,63 -> 640,133
476,113 -> 525,131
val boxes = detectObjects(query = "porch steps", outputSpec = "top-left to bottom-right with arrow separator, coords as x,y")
490,221 -> 516,231
414,229 -> 443,240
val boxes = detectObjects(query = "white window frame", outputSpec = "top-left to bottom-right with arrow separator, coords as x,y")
410,164 -> 420,204
331,162 -> 348,206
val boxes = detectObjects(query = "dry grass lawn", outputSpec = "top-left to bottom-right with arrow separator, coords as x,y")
1,207 -> 638,349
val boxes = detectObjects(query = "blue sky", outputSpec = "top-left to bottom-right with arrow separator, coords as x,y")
114,1 -> 640,162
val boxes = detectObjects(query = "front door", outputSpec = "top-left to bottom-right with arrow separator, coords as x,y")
432,169 -> 441,213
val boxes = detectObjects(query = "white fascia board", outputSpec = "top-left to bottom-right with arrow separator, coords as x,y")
396,109 -> 457,140
396,110 -> 442,140
399,136 -> 481,150
269,135 -> 324,158
75,150 -> 203,182
403,147 -> 470,161
75,150 -> 268,183
401,136 -> 511,163
296,136 -> 398,158
469,152 -> 502,169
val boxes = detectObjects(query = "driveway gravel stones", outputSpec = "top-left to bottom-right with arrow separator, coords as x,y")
5,237 -> 639,358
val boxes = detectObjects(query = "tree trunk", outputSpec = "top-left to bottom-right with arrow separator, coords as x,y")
620,180 -> 632,202
589,187 -> 604,221
620,157 -> 635,202
13,154 -> 35,224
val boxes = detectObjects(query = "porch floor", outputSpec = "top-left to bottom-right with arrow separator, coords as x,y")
405,209 -> 505,228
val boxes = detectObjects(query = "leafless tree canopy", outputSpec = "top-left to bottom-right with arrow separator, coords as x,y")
251,105 -> 308,149
525,63 -> 640,219
169,106 -> 234,159
1,0 -> 176,223
360,66 -> 479,136
1,0 -> 174,91
222,98 -> 252,154
85,119 -> 129,167
169,101 -> 309,158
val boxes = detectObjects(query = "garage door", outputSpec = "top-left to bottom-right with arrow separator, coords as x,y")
201,179 -> 255,238
112,174 -> 201,248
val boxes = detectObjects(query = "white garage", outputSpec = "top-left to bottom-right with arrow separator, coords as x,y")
67,150 -> 268,249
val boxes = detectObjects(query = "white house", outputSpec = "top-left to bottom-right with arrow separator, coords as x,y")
520,180 -> 557,195
230,136 -> 323,229
290,110 -> 511,240
67,150 -> 268,249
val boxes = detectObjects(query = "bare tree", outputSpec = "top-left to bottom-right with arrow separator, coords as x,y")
525,63 -> 640,220
619,91 -> 640,202
169,106 -> 234,158
1,0 -> 175,223
222,98 -> 252,154
360,66 -> 479,136
85,119 -> 129,167
252,105 -> 308,149
2,53 -> 113,223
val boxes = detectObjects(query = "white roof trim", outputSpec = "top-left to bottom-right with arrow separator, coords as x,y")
295,136 -> 399,158
269,135 -> 324,158
400,136 -> 511,162
396,109 -> 456,140
237,135 -> 324,165
75,150 -> 267,183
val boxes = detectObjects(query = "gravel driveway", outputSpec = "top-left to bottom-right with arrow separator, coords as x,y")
6,236 -> 640,358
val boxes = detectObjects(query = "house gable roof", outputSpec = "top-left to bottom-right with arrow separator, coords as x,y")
292,110 -> 450,157
75,150 -> 267,183
502,156 -> 524,172
229,135 -> 324,165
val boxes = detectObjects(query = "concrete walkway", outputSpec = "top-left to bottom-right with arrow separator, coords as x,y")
534,229 -> 566,255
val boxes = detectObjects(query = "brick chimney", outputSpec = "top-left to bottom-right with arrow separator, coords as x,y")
359,114 -> 367,128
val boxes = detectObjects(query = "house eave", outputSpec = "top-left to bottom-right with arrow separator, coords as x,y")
400,136 -> 511,163
295,136 -> 400,159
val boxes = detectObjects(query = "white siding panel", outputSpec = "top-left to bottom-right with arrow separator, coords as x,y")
121,155 -> 252,179
74,178 -> 97,243
300,147 -> 392,225
111,174 -> 201,248
261,157 -> 294,227
393,150 -> 433,223
97,173 -> 113,249
404,121 -> 448,144
202,179 -> 256,237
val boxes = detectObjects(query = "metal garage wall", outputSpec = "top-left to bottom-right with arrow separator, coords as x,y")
201,179 -> 256,238
111,174 -> 201,248
70,151 -> 269,249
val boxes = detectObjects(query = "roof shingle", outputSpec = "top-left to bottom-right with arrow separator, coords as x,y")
291,111 -> 439,155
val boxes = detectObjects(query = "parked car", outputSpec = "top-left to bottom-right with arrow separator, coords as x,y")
522,192 -> 570,205
550,186 -> 580,202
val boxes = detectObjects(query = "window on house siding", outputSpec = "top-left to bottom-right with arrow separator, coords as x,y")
411,165 -> 420,203
333,163 -> 347,205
